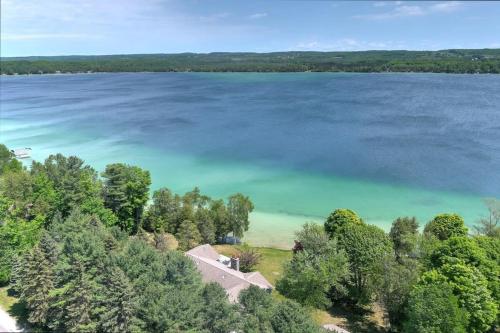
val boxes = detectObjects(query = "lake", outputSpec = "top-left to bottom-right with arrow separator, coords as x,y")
1,72 -> 499,247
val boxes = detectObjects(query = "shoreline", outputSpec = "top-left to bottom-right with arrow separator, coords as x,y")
2,71 -> 500,77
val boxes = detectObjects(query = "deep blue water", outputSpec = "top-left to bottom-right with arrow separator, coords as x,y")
2,72 -> 499,196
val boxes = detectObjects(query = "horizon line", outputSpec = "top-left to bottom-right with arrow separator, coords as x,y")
2,47 -> 500,59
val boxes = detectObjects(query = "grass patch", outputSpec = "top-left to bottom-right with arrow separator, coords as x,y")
0,286 -> 17,312
0,285 -> 30,326
213,245 -> 291,285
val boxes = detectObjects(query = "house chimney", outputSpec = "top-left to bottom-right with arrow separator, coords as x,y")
230,257 -> 240,271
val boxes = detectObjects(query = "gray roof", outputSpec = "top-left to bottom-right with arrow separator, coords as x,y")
186,244 -> 220,261
186,244 -> 273,302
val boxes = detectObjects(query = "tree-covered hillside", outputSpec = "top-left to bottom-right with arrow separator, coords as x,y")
1,49 -> 500,74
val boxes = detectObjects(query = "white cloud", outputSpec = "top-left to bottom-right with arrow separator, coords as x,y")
293,38 -> 406,51
1,33 -> 96,40
355,1 -> 463,20
198,12 -> 230,23
429,1 -> 462,13
248,13 -> 268,20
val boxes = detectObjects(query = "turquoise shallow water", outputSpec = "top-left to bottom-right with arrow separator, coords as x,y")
1,73 -> 499,247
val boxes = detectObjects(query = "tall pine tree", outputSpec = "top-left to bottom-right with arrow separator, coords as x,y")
63,260 -> 97,332
20,245 -> 54,326
100,267 -> 142,333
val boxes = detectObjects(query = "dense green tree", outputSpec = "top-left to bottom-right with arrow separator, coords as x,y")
0,215 -> 43,284
100,267 -> 142,333
227,193 -> 254,238
18,245 -> 54,326
324,208 -> 362,238
421,264 -> 497,333
239,285 -> 274,316
239,285 -> 275,332
336,222 -> 393,304
404,281 -> 468,333
277,247 -> 349,308
195,207 -> 216,244
424,213 -> 468,240
430,236 -> 488,268
374,255 -> 421,330
176,219 -> 202,250
295,222 -> 330,254
0,144 -> 22,174
474,235 -> 500,262
430,236 -> 499,304
277,223 -> 349,308
29,171 -> 59,221
389,216 -> 419,261
143,188 -> 180,233
32,154 -> 103,217
201,282 -> 241,333
270,299 -> 320,333
211,198 -> 230,240
63,261 -> 98,332
101,163 -> 151,233
0,170 -> 34,220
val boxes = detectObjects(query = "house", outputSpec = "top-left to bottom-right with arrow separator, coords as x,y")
186,244 -> 273,303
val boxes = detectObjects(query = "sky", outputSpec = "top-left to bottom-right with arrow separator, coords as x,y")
1,0 -> 499,57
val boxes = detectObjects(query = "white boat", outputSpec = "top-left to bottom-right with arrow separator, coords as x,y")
11,148 -> 32,159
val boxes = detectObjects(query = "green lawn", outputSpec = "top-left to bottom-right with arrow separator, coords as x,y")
0,286 -> 29,327
213,244 -> 291,285
0,286 -> 17,312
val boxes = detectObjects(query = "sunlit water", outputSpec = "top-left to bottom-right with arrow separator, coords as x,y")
1,72 -> 499,247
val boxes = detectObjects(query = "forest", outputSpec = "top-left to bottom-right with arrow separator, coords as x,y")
1,49 -> 500,75
0,143 -> 499,332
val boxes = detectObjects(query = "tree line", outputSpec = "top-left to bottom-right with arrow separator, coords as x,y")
1,49 -> 500,74
276,208 -> 499,332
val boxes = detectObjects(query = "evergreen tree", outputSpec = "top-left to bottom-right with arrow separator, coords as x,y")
201,282 -> 241,333
63,261 -> 97,332
100,267 -> 142,333
101,163 -> 151,233
176,219 -> 202,250
20,245 -> 54,326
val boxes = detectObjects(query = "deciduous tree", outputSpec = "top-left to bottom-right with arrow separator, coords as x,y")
424,213 -> 468,240
324,208 -> 362,238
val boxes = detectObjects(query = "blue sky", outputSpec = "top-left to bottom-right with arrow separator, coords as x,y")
1,0 -> 499,57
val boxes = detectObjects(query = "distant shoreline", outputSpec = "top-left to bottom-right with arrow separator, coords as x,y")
2,71 -> 500,77
2,49 -> 499,75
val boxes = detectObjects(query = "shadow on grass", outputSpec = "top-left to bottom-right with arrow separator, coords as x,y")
328,304 -> 387,333
5,287 -> 32,331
